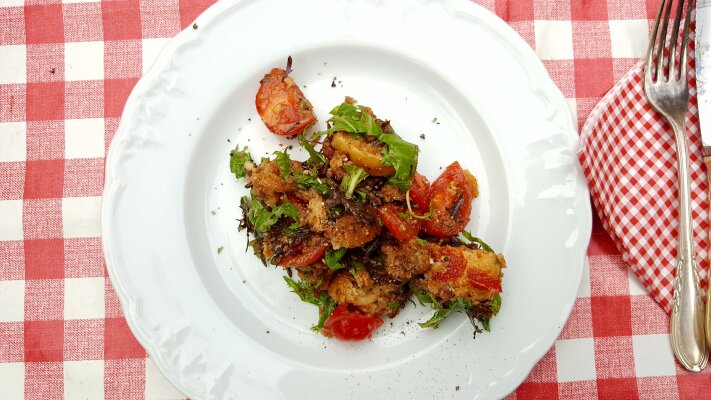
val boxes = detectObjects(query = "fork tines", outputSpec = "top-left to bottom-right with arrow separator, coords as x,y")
646,0 -> 692,83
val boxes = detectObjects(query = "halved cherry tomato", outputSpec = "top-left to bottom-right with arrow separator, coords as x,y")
421,162 -> 477,237
255,57 -> 317,136
379,204 -> 420,241
408,172 -> 430,211
322,304 -> 384,341
278,235 -> 329,267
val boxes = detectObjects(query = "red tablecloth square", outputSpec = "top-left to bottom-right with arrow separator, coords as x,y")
104,317 -> 146,360
575,58 -> 615,98
596,377 -> 639,399
26,82 -> 64,121
104,78 -> 138,118
24,4 -> 65,45
23,160 -> 64,199
571,1 -> 609,21
494,0 -> 534,21
24,239 -> 64,280
24,319 -> 64,362
591,295 -> 633,337
514,382 -> 560,400
101,0 -> 142,42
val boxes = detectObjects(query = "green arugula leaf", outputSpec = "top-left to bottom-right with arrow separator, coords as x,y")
340,164 -> 369,199
414,290 -> 501,331
490,293 -> 502,316
229,146 -> 253,179
349,260 -> 365,277
273,202 -> 300,231
283,276 -> 320,305
413,289 -> 437,307
294,168 -> 330,195
244,197 -> 299,233
324,248 -> 348,270
298,133 -> 326,165
353,188 -> 367,204
245,197 -> 277,233
284,276 -> 338,332
378,133 -> 419,191
317,102 -> 419,192
321,103 -> 382,137
419,298 -> 472,329
272,149 -> 329,195
273,149 -> 292,179
461,231 -> 494,253
312,293 -> 337,332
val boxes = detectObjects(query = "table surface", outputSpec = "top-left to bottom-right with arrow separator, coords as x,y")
1,0 -> 710,399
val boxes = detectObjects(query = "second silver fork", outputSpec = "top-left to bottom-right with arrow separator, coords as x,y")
644,0 -> 708,372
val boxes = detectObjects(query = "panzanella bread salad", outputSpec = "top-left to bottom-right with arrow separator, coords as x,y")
230,58 -> 505,341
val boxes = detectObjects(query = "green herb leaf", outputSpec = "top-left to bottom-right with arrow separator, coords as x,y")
353,188 -> 367,204
321,103 -> 382,137
324,248 -> 348,270
490,293 -> 502,316
294,167 -> 330,195
273,149 -> 292,179
229,146 -> 253,179
413,290 -> 437,307
283,276 -> 320,305
273,202 -> 300,231
415,238 -> 428,246
348,260 -> 365,277
245,197 -> 299,233
387,301 -> 400,310
312,293 -> 337,331
419,298 -> 472,329
283,276 -> 337,331
378,133 -> 419,191
298,133 -> 326,165
340,164 -> 369,199
273,149 -> 329,195
317,103 -> 418,192
461,231 -> 494,253
245,198 -> 276,233
480,318 -> 491,331
217,246 -> 224,254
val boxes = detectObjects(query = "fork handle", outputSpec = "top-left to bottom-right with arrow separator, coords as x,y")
669,120 -> 708,372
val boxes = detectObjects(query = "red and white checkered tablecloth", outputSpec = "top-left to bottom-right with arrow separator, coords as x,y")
1,0 -> 710,399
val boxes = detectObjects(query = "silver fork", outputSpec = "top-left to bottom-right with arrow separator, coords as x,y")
644,0 -> 708,372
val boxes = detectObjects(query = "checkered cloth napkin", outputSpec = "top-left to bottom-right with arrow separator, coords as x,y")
1,0 -> 711,399
578,20 -> 709,314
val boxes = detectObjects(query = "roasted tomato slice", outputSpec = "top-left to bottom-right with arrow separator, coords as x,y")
422,162 -> 477,237
431,246 -> 467,282
379,204 -> 420,241
278,235 -> 329,267
322,305 -> 384,341
408,172 -> 430,211
467,269 -> 503,293
255,57 -> 317,136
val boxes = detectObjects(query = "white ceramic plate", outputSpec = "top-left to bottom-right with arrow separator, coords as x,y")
102,0 -> 592,398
